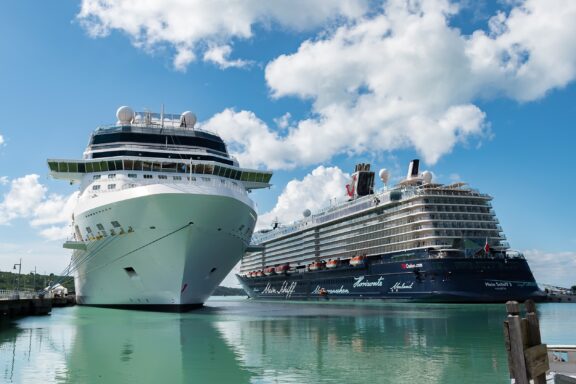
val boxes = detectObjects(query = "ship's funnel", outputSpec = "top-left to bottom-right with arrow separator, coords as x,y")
406,159 -> 420,179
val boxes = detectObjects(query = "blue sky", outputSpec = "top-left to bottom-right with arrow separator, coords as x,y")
0,0 -> 575,288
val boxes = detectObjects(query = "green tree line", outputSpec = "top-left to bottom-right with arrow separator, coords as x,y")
0,271 -> 75,292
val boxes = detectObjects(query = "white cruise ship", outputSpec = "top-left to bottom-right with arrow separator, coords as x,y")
48,106 -> 272,311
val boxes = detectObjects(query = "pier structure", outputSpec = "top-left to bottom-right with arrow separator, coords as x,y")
0,290 -> 75,319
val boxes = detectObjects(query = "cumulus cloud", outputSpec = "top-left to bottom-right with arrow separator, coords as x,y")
203,44 -> 252,69
523,249 -> 576,288
79,1 -> 576,168
0,133 -> 4,146
257,165 -> 350,228
0,175 -> 47,224
77,0 -> 368,70
0,175 -> 77,240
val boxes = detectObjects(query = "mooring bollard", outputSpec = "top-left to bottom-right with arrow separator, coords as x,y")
503,300 -> 549,384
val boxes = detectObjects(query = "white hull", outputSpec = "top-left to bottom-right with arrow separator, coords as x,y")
72,183 -> 256,309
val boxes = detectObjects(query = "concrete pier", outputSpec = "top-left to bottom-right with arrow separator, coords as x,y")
0,290 -> 75,319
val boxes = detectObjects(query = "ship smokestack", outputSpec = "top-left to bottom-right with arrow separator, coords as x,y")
407,159 -> 420,179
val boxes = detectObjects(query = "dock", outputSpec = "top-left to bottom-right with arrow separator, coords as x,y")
0,290 -> 75,319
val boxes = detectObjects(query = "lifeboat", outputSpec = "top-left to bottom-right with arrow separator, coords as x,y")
308,261 -> 326,271
350,255 -> 367,267
275,264 -> 290,274
256,270 -> 264,277
264,267 -> 276,276
326,259 -> 340,269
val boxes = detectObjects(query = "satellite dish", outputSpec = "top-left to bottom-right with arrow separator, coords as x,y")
303,209 -> 311,218
180,111 -> 197,128
422,170 -> 433,184
379,169 -> 389,184
116,106 -> 134,125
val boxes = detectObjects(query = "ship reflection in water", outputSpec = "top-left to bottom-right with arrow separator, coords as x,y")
1,298 -> 574,383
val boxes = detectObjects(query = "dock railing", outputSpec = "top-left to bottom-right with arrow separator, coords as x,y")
0,289 -> 51,300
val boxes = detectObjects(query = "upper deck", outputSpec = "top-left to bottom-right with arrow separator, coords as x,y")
84,108 -> 231,163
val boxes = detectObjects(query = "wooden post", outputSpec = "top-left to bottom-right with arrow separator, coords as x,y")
524,300 -> 547,384
505,301 -> 530,384
503,300 -> 550,384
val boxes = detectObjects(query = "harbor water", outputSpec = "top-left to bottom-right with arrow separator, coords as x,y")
1,298 -> 575,383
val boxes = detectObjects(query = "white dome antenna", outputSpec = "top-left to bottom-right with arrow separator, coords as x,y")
116,106 -> 134,125
379,169 -> 389,185
422,170 -> 433,184
303,209 -> 311,218
180,111 -> 197,128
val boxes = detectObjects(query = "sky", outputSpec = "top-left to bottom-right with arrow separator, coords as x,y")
0,0 -> 575,288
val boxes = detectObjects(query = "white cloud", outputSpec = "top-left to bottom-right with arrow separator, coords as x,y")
0,176 -> 8,185
0,175 -> 46,224
203,44 -> 251,69
523,249 -> 576,288
31,192 -> 79,228
79,1 -> 576,168
257,165 -> 349,228
0,133 -> 4,146
77,0 -> 368,70
0,174 -> 77,240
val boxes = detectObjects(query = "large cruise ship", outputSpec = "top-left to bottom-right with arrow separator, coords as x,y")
238,160 -> 542,302
48,106 -> 272,311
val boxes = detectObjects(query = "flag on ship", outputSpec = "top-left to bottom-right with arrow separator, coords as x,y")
484,238 -> 490,253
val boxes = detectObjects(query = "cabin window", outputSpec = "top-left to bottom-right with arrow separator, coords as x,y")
108,174 -> 116,179
173,176 -> 181,180
108,184 -> 116,190
158,175 -> 167,180
92,185 -> 101,191
93,175 -> 101,180
96,224 -> 105,231
128,174 -> 137,178
111,221 -> 121,228
143,174 -> 153,179
85,227 -> 93,233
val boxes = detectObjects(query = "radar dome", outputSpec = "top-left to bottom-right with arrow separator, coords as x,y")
180,111 -> 197,128
422,170 -> 433,184
379,169 -> 389,184
303,209 -> 312,218
116,106 -> 134,125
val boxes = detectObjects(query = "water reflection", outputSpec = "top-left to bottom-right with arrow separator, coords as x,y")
0,307 -> 250,383
1,300 -> 574,384
212,301 -> 510,383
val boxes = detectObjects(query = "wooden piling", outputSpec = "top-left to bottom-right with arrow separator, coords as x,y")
503,300 -> 550,383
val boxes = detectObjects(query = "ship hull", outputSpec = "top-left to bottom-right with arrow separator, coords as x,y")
72,188 -> 255,311
237,256 -> 543,303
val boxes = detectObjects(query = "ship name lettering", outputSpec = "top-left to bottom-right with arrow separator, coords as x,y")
312,285 -> 350,294
263,281 -> 297,298
485,281 -> 512,288
353,276 -> 384,288
390,282 -> 414,292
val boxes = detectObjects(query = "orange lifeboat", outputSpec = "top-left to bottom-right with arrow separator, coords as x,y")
275,264 -> 290,274
264,267 -> 276,276
326,259 -> 340,269
308,261 -> 326,271
350,255 -> 367,267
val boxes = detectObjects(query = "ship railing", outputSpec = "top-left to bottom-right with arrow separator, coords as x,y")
86,174 -> 248,196
95,111 -> 221,136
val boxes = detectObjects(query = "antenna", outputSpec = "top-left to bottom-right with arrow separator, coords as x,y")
161,104 -> 165,128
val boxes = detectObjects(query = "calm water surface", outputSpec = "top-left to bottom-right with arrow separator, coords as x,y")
1,298 -> 574,383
